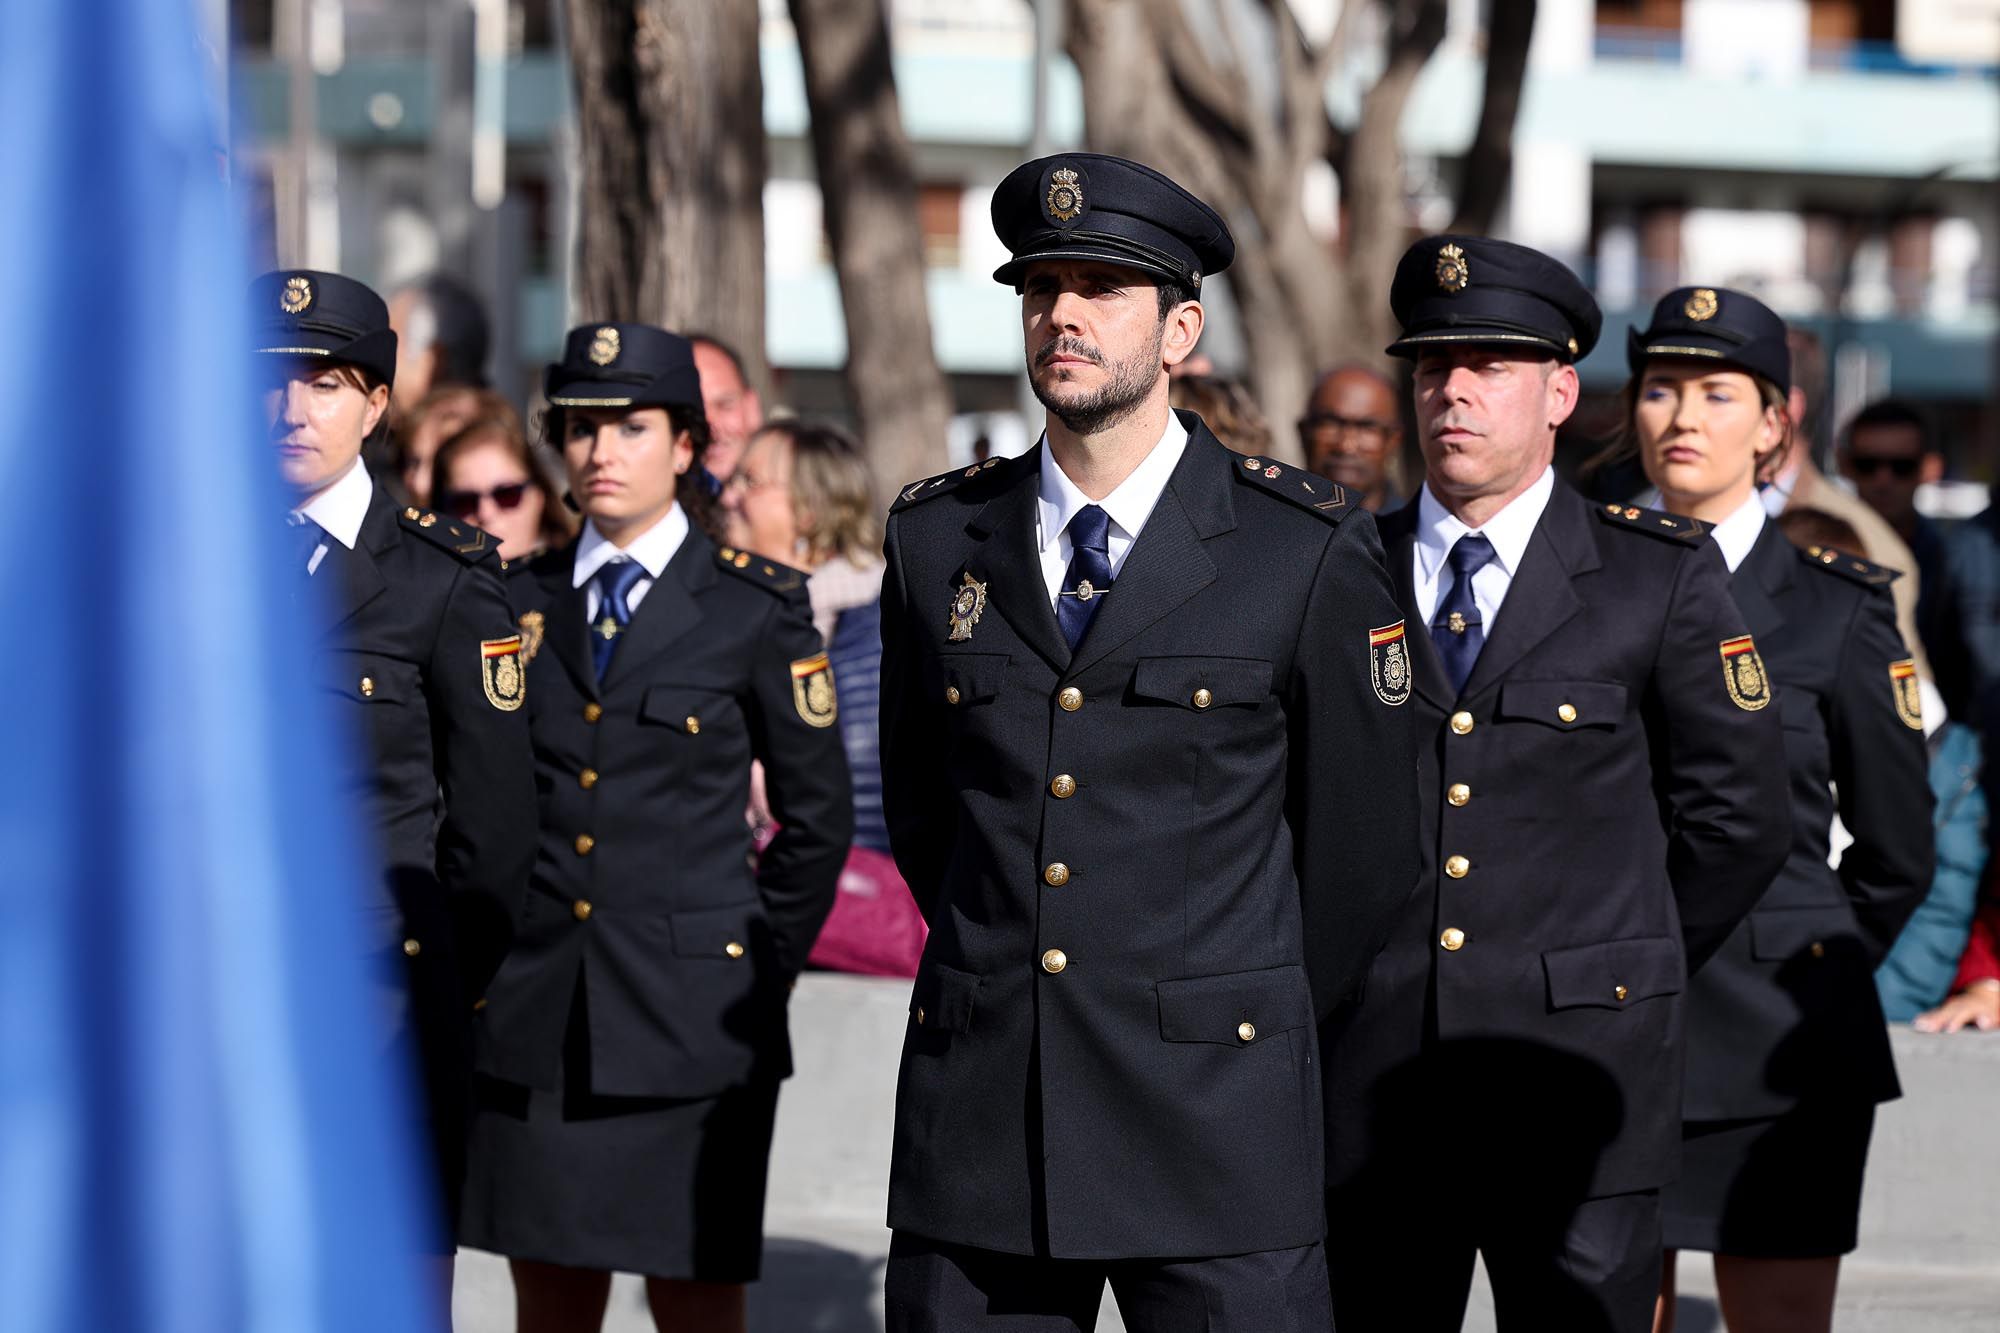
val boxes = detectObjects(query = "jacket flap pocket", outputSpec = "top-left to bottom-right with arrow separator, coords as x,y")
1158,965 -> 1308,1044
640,683 -> 733,729
911,961 -> 981,1033
924,653 -> 1010,706
1132,656 -> 1273,710
1497,680 -> 1627,730
1543,936 -> 1683,1010
669,901 -> 761,961
320,654 -> 404,703
1749,907 -> 1856,962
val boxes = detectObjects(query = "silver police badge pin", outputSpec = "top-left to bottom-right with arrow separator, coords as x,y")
947,571 -> 988,642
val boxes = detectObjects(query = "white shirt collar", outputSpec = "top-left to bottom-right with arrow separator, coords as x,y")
294,457 -> 373,551
572,504 -> 691,588
1036,410 -> 1189,554
1709,490 -> 1768,573
1413,464 -> 1556,584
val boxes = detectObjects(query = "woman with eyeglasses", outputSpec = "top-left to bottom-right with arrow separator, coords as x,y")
459,323 -> 851,1333
431,415 -> 575,562
1621,288 -> 1934,1333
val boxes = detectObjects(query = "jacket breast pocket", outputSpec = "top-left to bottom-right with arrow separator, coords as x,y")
640,682 -> 744,739
1158,965 -> 1309,1046
1131,656 -> 1273,712
909,961 -> 982,1035
1748,906 -> 1857,963
1495,680 -> 1627,732
922,653 -> 1010,710
1543,936 -> 1683,1011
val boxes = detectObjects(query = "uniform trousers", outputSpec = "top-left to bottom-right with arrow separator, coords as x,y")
1326,1181 -> 1662,1333
884,1232 -> 1331,1333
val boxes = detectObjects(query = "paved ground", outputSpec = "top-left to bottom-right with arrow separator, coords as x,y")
452,974 -> 2000,1331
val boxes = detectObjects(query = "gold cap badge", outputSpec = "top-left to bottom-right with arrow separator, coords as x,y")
280,275 -> 313,315
1435,243 -> 1470,294
1046,167 -> 1083,223
588,326 -> 621,366
1685,288 -> 1719,322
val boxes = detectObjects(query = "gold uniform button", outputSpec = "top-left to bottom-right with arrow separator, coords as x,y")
1050,774 -> 1077,799
1450,711 -> 1474,735
1237,1021 -> 1257,1043
1058,686 -> 1084,712
402,938 -> 421,957
1445,855 -> 1470,879
573,833 -> 595,856
359,676 -> 375,698
945,686 -> 962,705
1043,862 -> 1070,887
583,702 -> 603,723
1192,688 -> 1214,709
579,768 -> 599,790
1809,941 -> 1826,959
1557,703 -> 1578,724
1041,948 -> 1068,974
725,941 -> 746,960
1440,927 -> 1466,951
684,716 -> 701,735
1447,783 -> 1471,807
915,1006 -> 926,1025
1614,984 -> 1629,1002
573,899 -> 592,921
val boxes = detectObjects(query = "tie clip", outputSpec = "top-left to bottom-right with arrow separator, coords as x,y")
1061,579 -> 1107,602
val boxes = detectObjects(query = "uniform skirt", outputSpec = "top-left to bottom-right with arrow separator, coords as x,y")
458,986 -> 781,1282
1662,1102 -> 1876,1258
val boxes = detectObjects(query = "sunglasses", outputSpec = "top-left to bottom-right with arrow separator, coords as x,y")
439,482 -> 531,517
1849,457 -> 1920,479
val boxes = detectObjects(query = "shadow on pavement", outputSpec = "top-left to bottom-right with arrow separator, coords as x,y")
750,1237 -> 885,1333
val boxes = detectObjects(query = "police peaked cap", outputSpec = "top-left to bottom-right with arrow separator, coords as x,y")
1386,235 -> 1601,363
544,323 -> 704,410
990,153 -> 1234,291
1627,286 -> 1790,395
251,269 -> 399,388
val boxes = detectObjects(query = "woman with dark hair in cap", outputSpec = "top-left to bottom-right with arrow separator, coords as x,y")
1622,288 -> 1934,1333
252,269 -> 537,1301
459,323 -> 852,1333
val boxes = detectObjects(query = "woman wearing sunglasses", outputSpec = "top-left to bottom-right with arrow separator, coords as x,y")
431,415 -> 575,561
459,323 -> 852,1333
1621,288 -> 1934,1333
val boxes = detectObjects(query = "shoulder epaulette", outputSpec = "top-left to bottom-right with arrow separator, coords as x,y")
715,545 -> 807,595
398,506 -> 499,563
1228,452 -> 1352,524
1594,501 -> 1708,543
1798,543 -> 1899,590
890,455 -> 1014,513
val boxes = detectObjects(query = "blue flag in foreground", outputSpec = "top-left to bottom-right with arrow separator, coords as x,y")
0,2 -> 434,1330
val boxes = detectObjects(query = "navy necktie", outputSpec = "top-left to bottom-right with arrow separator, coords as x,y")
1057,504 -> 1113,652
590,559 -> 647,682
288,514 -> 324,576
1430,533 -> 1496,696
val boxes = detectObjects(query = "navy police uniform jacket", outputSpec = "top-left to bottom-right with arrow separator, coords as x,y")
475,525 -> 853,1099
1681,524 -> 1935,1121
879,415 -> 1422,1261
1321,481 -> 1791,1200
317,487 -> 537,1212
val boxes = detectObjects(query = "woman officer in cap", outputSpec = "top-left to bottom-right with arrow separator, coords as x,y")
252,269 -> 537,1292
1619,288 -> 1934,1333
460,323 -> 852,1333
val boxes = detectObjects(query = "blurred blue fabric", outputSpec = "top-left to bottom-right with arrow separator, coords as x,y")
0,2 -> 435,1330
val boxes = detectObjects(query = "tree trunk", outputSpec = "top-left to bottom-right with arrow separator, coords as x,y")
788,0 -> 953,503
562,0 -> 770,398
1449,0 -> 1537,236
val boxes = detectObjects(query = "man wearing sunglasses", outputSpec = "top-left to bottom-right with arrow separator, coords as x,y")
1840,398 -> 1962,716
1298,365 -> 1404,513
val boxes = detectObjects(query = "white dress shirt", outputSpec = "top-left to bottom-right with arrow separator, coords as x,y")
572,504 -> 690,622
1411,464 -> 1556,635
1034,412 -> 1189,609
1708,490 -> 1768,574
292,456 -> 373,576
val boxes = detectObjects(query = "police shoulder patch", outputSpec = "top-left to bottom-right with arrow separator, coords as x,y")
1369,621 -> 1411,706
716,546 -> 807,594
1229,452 -> 1352,524
480,634 -> 527,711
399,507 -> 498,562
1595,501 -> 1708,543
890,455 -> 1013,513
1798,543 -> 1899,590
1719,634 -> 1771,712
790,651 -> 838,728
1889,658 -> 1923,730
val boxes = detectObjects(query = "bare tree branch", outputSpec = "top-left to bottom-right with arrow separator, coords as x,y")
1449,0 -> 1536,235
